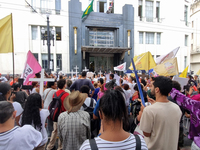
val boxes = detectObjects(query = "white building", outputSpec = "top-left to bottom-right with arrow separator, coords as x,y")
0,0 -> 192,74
190,0 -> 200,74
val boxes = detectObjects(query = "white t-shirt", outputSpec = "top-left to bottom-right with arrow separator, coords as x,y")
128,82 -> 136,96
80,97 -> 96,110
80,133 -> 148,150
0,125 -> 42,150
43,88 -> 57,109
140,101 -> 182,150
12,102 -> 23,117
20,109 -> 50,146
123,89 -> 132,106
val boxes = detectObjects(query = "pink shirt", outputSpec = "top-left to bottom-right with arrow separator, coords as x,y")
97,91 -> 104,99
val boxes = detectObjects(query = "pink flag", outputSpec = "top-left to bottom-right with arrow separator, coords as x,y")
21,50 -> 41,85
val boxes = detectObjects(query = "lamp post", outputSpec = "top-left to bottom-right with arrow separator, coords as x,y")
41,14 -> 55,74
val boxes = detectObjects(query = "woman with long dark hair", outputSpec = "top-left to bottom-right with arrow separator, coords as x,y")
80,89 -> 148,150
0,82 -> 23,126
21,93 -> 49,150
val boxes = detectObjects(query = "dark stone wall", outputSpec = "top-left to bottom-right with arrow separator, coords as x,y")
68,0 -> 134,72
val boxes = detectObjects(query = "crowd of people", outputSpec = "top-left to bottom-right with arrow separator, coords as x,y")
0,71 -> 200,150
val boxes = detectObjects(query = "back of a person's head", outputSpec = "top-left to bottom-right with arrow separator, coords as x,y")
57,79 -> 66,89
123,84 -> 129,91
82,71 -> 86,77
13,82 -> 20,91
100,89 -> 128,122
153,76 -> 172,96
110,74 -> 114,79
99,78 -> 104,85
32,81 -> 38,87
59,75 -> 63,80
0,82 -> 11,101
35,73 -> 41,78
172,81 -> 181,91
47,80 -> 57,88
66,79 -> 72,88
80,85 -> 90,95
0,101 -> 14,124
134,83 -> 144,91
141,79 -> 146,86
22,93 -> 42,130
93,82 -> 98,88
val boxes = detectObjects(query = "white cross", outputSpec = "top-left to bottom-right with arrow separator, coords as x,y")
74,65 -> 79,77
83,66 -> 89,72
98,70 -> 103,76
65,70 -> 75,78
29,69 -> 55,97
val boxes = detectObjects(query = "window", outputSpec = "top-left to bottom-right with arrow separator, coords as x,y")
55,0 -> 61,15
184,56 -> 187,69
185,35 -> 188,46
145,1 -> 153,22
33,53 -> 38,61
157,33 -> 161,44
31,26 -> 38,40
156,1 -> 160,22
56,27 -> 61,41
192,21 -> 194,28
89,30 -> 114,47
184,5 -> 188,26
31,0 -> 36,11
97,0 -> 107,13
56,54 -> 62,70
138,0 -> 143,21
41,54 -> 54,71
191,44 -> 193,51
40,26 -> 53,40
146,32 -> 154,44
139,32 -> 143,44
191,33 -> 193,40
40,0 -> 53,14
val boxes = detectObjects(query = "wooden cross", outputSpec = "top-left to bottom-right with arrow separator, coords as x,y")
65,70 -> 75,78
98,70 -> 103,76
83,66 -> 89,72
74,65 -> 79,77
29,69 -> 55,96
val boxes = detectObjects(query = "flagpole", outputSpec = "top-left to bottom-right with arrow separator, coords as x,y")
11,13 -> 15,86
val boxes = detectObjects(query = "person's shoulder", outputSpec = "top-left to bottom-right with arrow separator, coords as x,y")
40,109 -> 50,116
78,110 -> 90,117
79,139 -> 90,150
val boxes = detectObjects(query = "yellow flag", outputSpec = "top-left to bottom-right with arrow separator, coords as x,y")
129,51 -> 156,71
153,57 -> 179,76
196,70 -> 200,76
0,14 -> 13,53
179,66 -> 189,78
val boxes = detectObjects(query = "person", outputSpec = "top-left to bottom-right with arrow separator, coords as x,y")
188,75 -> 197,87
133,83 -> 148,102
43,80 -> 57,137
0,101 -> 43,149
46,79 -> 69,150
139,76 -> 182,150
80,89 -> 148,150
92,82 -> 99,101
122,84 -> 132,112
186,86 -> 200,101
0,73 -> 8,82
0,82 -> 23,126
70,71 -> 95,97
31,81 -> 39,94
170,87 -> 200,149
65,79 -> 72,94
21,93 -> 50,150
57,91 -> 90,150
97,78 -> 105,100
80,85 -> 96,111
13,82 -> 28,109
93,74 -> 98,83
194,75 -> 200,86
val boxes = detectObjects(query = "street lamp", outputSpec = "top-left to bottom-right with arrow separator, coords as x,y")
41,15 -> 55,74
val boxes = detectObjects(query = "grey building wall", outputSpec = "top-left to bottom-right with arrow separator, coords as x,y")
68,0 -> 134,73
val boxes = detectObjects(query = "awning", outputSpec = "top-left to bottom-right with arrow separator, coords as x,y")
81,46 -> 131,54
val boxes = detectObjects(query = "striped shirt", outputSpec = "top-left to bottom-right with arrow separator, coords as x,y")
79,133 -> 148,150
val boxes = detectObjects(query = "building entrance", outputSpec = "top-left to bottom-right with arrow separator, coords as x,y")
89,54 -> 114,73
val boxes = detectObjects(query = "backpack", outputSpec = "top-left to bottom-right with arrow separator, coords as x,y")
48,92 -> 65,122
82,98 -> 94,119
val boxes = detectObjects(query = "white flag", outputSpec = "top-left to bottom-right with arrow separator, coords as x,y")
114,62 -> 126,71
156,47 -> 180,64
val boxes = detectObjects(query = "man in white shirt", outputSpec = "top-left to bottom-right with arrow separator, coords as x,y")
0,73 -> 8,82
139,76 -> 182,150
0,101 -> 42,150
43,80 -> 57,137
